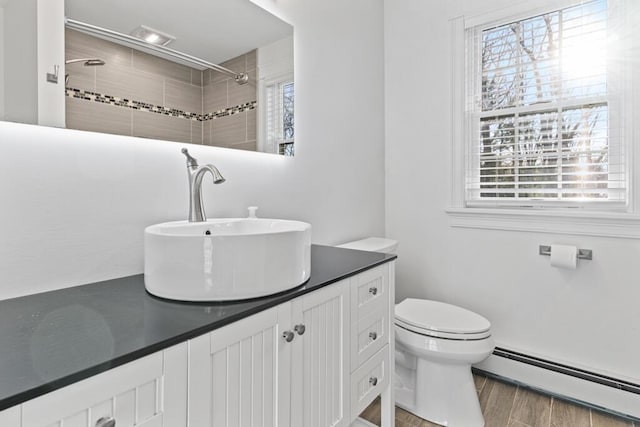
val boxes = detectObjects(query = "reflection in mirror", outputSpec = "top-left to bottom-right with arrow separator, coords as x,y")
0,0 -> 295,155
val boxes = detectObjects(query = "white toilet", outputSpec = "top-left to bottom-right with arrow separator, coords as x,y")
338,237 -> 495,427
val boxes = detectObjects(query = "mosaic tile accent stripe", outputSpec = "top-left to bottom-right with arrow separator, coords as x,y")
65,88 -> 256,121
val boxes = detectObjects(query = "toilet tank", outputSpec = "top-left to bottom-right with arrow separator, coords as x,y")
337,237 -> 398,254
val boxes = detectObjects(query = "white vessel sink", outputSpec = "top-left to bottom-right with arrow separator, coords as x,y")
144,218 -> 311,301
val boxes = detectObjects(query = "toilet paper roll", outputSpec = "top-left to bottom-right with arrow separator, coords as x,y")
550,244 -> 577,269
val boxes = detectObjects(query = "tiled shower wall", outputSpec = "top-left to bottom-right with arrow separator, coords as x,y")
65,29 -> 257,150
203,54 -> 257,151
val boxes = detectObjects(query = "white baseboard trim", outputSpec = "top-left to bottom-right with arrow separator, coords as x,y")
475,354 -> 640,420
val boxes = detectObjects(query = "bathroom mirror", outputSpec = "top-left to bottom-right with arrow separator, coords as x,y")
0,0 -> 295,155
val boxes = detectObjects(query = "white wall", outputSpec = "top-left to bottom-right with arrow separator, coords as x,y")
3,0 -> 37,123
0,7 -> 5,119
384,0 -> 640,386
0,0 -> 386,299
36,0 -> 65,127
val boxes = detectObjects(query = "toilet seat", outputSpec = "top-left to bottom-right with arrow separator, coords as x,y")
395,299 -> 491,340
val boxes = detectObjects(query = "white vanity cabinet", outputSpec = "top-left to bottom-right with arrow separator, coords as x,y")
0,406 -> 21,427
3,260 -> 395,427
288,280 -> 349,427
186,280 -> 350,427
187,262 -> 395,427
16,344 -> 189,427
186,305 -> 286,427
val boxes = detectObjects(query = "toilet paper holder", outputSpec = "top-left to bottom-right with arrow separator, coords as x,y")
539,245 -> 593,260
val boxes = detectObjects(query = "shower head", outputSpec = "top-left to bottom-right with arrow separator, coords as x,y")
84,59 -> 106,66
65,58 -> 106,66
65,58 -> 106,86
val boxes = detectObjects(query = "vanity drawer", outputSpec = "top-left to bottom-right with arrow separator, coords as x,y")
21,352 -> 165,427
351,309 -> 388,369
350,344 -> 390,420
350,264 -> 388,320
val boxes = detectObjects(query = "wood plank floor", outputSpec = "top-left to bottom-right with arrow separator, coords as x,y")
359,373 -> 636,427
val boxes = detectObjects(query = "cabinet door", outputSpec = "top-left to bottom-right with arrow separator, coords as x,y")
0,406 -> 20,427
188,305 -> 289,427
290,281 -> 349,427
21,351 -> 167,427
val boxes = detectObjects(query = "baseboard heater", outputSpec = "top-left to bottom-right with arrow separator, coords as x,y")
489,347 -> 640,395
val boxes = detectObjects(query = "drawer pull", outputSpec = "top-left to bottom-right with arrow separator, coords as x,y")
369,331 -> 377,341
96,417 -> 116,427
283,330 -> 295,342
294,324 -> 306,335
368,287 -> 378,296
369,377 -> 378,386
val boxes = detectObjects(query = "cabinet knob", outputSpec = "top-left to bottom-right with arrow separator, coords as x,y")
368,287 -> 378,296
369,331 -> 377,341
96,417 -> 116,427
294,324 -> 306,335
369,377 -> 378,386
283,330 -> 295,342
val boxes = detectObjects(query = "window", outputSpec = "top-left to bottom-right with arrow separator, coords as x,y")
464,0 -> 627,209
266,79 -> 295,156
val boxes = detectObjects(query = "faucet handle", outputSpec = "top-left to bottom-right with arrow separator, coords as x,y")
181,148 -> 199,168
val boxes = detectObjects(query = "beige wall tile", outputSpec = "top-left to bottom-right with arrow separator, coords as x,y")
209,70 -> 229,85
191,69 -> 203,87
210,51 -> 252,85
65,97 -> 132,136
246,109 -> 256,141
96,65 -> 164,106
230,140 -> 257,151
227,70 -> 256,107
165,79 -> 202,114
550,399 -> 590,427
210,113 -> 246,147
203,119 -> 211,145
65,29 -> 132,68
132,110 -> 191,143
191,121 -> 203,145
204,81 -> 228,113
221,54 -> 247,74
132,50 -> 192,84
65,65 -> 96,92
203,69 -> 213,85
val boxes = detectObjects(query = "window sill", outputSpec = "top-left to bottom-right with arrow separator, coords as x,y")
446,207 -> 640,239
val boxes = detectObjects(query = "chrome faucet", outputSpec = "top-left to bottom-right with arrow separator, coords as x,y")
181,148 -> 225,222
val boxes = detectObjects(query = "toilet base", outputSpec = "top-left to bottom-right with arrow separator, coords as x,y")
395,357 -> 485,427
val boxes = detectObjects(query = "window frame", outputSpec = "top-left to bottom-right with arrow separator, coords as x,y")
260,73 -> 294,156
448,0 -> 640,238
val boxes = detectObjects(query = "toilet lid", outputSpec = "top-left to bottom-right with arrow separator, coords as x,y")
395,299 -> 491,338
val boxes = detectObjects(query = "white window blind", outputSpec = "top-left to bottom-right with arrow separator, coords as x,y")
265,79 -> 295,156
465,0 -> 626,208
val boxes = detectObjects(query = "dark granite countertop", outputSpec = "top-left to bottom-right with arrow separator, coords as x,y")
0,244 -> 395,410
